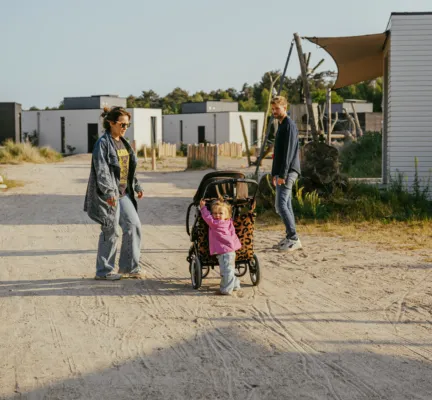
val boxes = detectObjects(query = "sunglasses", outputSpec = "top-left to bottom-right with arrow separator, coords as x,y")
117,122 -> 132,129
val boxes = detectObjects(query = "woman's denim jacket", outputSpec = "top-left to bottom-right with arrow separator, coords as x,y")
84,132 -> 143,228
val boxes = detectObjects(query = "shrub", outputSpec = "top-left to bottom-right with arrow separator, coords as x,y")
339,131 -> 382,178
189,159 -> 211,170
0,140 -> 62,164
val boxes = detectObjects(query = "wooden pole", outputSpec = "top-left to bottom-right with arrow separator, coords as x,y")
294,33 -> 318,141
327,88 -> 332,145
254,40 -> 294,177
350,102 -> 363,138
151,148 -> 156,171
239,115 -> 251,164
343,108 -> 356,139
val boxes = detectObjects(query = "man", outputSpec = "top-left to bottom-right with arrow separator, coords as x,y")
270,96 -> 302,252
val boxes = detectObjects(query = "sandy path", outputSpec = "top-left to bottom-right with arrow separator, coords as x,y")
0,156 -> 431,400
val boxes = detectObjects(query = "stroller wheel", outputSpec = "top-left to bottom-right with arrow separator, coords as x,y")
202,265 -> 210,279
249,254 -> 261,286
190,255 -> 202,290
235,263 -> 248,277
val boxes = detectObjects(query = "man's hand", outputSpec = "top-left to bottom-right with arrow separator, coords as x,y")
137,191 -> 144,199
199,199 -> 206,208
272,176 -> 286,186
107,197 -> 117,207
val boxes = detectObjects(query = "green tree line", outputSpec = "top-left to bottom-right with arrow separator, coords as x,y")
29,72 -> 383,113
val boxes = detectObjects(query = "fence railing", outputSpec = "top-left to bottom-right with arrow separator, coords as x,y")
187,143 -> 218,169
217,142 -> 243,158
157,143 -> 177,158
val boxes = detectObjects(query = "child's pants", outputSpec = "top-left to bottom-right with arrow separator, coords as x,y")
217,252 -> 241,294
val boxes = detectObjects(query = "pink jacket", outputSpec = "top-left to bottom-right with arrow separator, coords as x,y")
200,206 -> 242,255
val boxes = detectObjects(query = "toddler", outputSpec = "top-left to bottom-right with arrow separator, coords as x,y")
199,199 -> 242,295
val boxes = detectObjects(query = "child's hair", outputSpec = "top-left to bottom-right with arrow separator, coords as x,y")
211,200 -> 232,219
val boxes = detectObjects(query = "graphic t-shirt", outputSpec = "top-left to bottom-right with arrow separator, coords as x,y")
113,139 -> 129,197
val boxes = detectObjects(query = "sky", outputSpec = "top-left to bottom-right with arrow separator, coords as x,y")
1,0 -> 431,109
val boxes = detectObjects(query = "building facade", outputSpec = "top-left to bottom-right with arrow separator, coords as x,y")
383,12 -> 432,196
22,101 -> 162,154
163,111 -> 265,149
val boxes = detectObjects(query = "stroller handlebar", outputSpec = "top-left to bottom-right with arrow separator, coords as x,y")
201,178 -> 258,201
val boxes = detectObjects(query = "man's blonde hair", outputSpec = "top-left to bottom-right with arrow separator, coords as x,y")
271,96 -> 288,108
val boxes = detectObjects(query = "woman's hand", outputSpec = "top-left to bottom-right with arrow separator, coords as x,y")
199,199 -> 206,208
137,191 -> 144,199
107,197 -> 117,207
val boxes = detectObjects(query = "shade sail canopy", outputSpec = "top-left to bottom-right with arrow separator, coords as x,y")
306,32 -> 388,89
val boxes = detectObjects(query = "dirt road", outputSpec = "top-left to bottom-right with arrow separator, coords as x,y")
0,156 -> 431,399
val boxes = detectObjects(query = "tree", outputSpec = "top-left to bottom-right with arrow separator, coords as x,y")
138,90 -> 161,108
161,87 -> 190,114
312,89 -> 343,104
29,106 -> 40,111
336,78 -> 383,112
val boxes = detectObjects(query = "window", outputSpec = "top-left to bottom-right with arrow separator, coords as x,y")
151,116 -> 157,145
198,126 -> 205,143
60,117 -> 65,153
180,120 -> 183,142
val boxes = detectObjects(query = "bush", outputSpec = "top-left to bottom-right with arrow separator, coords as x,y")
339,132 -> 382,178
256,166 -> 432,223
189,159 -> 211,170
0,140 -> 62,164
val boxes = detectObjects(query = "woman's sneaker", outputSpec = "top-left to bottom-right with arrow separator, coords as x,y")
94,272 -> 123,281
279,238 -> 302,252
273,238 -> 288,249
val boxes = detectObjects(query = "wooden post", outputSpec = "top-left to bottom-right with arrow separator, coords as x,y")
327,88 -> 332,145
143,145 -> 148,162
151,148 -> 156,171
343,108 -> 356,139
294,33 -> 318,141
350,102 -> 363,138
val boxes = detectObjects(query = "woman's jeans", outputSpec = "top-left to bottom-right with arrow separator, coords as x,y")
96,195 -> 142,277
275,171 -> 299,241
217,252 -> 241,294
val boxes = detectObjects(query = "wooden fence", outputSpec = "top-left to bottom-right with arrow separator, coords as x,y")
157,143 -> 177,158
187,143 -> 218,169
218,142 -> 243,158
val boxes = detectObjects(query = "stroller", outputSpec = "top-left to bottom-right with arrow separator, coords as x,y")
186,171 -> 261,290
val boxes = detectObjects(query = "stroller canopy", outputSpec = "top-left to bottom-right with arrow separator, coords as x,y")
193,171 -> 245,204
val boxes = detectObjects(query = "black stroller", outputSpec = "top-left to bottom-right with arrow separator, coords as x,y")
186,171 -> 261,289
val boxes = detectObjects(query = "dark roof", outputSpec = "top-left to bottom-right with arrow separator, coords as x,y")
391,12 -> 432,16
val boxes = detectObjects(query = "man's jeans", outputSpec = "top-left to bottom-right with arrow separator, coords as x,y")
96,195 -> 142,277
217,252 -> 241,294
275,172 -> 299,241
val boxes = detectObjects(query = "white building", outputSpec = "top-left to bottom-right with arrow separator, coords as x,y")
22,97 -> 162,154
308,12 -> 432,197
163,101 -> 265,149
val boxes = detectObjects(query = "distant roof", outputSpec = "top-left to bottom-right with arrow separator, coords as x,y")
182,100 -> 237,104
391,11 -> 432,16
63,94 -> 121,99
91,94 -> 119,97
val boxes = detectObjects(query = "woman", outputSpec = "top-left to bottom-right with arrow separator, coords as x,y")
84,106 -> 144,280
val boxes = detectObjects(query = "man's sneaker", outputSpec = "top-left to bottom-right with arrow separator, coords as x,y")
272,238 -> 288,249
95,272 -> 123,281
279,238 -> 302,252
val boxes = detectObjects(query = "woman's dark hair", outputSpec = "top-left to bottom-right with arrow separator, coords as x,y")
101,106 -> 131,131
